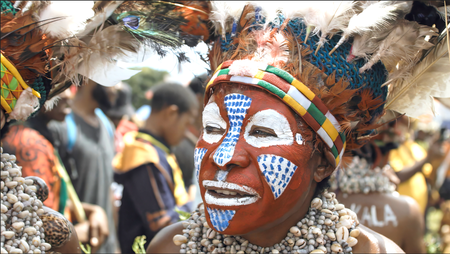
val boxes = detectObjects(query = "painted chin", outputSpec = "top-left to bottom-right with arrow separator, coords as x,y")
203,180 -> 260,207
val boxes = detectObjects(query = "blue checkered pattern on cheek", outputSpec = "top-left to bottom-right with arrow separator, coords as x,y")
194,148 -> 208,182
213,94 -> 252,167
206,207 -> 236,232
257,154 -> 298,199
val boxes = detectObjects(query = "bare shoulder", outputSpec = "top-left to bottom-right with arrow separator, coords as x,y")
352,225 -> 404,253
147,222 -> 184,253
399,195 -> 422,216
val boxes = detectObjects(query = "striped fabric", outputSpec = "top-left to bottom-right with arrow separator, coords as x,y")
206,60 -> 346,167
1,53 -> 41,113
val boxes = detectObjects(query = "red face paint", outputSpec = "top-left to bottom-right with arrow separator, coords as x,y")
197,84 -> 316,235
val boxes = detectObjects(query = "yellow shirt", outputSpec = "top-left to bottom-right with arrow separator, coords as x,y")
389,140 -> 429,215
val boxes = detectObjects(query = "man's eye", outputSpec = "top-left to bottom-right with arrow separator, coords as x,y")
205,125 -> 225,135
249,126 -> 277,138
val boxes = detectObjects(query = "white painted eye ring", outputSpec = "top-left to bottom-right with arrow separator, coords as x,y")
244,109 -> 294,148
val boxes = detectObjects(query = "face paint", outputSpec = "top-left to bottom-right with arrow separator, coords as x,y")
296,133 -> 304,145
216,170 -> 229,181
203,180 -> 260,206
206,207 -> 236,232
198,85 -> 315,236
244,109 -> 293,148
257,154 -> 298,199
194,148 -> 208,182
213,94 -> 252,166
202,102 -> 227,144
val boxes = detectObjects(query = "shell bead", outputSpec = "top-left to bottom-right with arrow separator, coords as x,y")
174,191 -> 361,254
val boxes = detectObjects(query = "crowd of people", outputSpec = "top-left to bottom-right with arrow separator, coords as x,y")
1,1 -> 449,254
2,73 -> 450,253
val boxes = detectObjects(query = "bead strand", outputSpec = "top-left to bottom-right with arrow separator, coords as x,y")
173,190 -> 360,254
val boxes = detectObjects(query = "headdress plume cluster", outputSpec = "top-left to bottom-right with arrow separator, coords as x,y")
200,1 -> 449,166
1,0 -> 210,122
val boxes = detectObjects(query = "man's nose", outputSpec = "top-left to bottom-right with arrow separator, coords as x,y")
210,137 -> 251,172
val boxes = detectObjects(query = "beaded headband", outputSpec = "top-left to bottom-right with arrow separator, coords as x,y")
206,59 -> 346,167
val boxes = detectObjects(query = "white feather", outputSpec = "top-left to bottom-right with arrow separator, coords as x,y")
76,1 -> 123,38
359,20 -> 437,73
306,1 -> 356,47
279,1 -> 320,22
44,95 -> 60,111
386,36 -> 450,118
7,88 -> 40,122
228,1 -> 249,21
210,1 -> 232,38
333,1 -> 412,51
37,1 -> 95,38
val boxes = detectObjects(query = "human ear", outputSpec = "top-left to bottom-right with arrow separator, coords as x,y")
166,105 -> 180,118
313,149 -> 336,183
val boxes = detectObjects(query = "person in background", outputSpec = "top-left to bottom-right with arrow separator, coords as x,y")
49,79 -> 118,253
1,88 -> 110,251
388,116 -> 439,215
173,74 -> 208,204
332,140 -> 425,253
105,81 -> 139,154
112,83 -> 198,252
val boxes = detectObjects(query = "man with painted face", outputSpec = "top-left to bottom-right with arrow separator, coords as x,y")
146,2 -> 449,253
113,83 -> 198,252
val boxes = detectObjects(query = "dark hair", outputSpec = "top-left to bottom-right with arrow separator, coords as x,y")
150,82 -> 198,114
188,74 -> 208,95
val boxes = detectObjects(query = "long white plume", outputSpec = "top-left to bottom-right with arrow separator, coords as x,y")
332,1 -> 412,52
386,35 -> 450,118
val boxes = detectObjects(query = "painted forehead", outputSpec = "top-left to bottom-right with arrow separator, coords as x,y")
209,84 -> 313,135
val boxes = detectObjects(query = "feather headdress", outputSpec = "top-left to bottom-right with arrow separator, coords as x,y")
192,1 -> 449,167
1,0 -> 210,122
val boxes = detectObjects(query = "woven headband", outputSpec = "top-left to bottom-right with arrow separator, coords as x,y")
1,54 -> 41,114
206,60 -> 346,167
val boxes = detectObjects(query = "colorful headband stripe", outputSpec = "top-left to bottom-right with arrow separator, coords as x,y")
206,60 -> 346,166
1,54 -> 41,114
1,54 -> 41,98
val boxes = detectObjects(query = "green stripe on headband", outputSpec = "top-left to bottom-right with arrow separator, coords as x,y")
266,66 -> 295,84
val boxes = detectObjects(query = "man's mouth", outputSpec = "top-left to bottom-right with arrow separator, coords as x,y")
203,180 -> 260,206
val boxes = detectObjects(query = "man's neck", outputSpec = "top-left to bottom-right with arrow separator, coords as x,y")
71,91 -> 100,127
143,114 -> 164,140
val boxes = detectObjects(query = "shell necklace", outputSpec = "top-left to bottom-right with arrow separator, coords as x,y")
173,190 -> 361,254
330,156 -> 396,196
1,148 -> 51,253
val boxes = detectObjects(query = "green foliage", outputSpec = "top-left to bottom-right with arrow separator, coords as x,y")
175,207 -> 191,221
125,67 -> 169,109
425,207 -> 444,254
132,235 -> 147,254
80,242 -> 91,254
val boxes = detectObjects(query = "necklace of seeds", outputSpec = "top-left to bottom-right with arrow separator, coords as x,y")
1,148 -> 51,253
330,156 -> 396,197
173,190 -> 361,254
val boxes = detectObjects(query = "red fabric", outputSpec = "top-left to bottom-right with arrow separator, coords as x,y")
2,125 -> 61,211
115,119 -> 138,153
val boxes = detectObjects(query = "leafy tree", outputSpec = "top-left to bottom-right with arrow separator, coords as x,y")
125,67 -> 169,109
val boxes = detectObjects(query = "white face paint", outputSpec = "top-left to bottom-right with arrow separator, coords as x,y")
296,133 -> 304,145
203,180 -> 260,206
244,109 -> 293,148
202,102 -> 227,144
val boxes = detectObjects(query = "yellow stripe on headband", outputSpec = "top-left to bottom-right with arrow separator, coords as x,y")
1,54 -> 41,99
291,79 -> 315,101
282,95 -> 308,116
